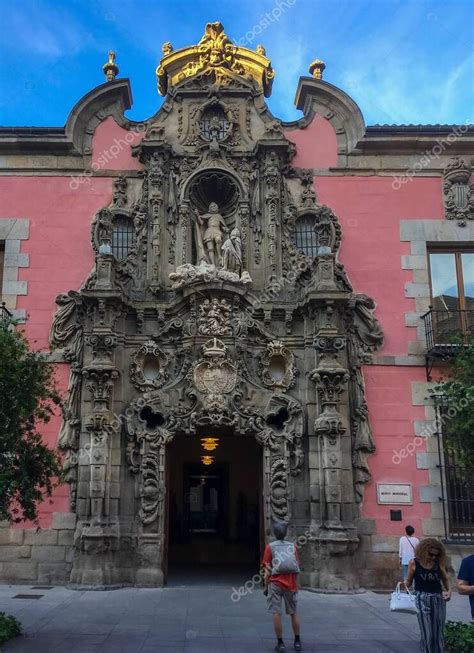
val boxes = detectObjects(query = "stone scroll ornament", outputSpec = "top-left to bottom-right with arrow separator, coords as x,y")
258,340 -> 296,390
126,413 -> 173,525
443,157 -> 474,226
130,341 -> 169,392
345,294 -> 384,502
49,291 -> 84,510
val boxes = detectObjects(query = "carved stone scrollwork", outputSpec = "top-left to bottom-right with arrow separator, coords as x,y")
249,161 -> 262,263
86,333 -> 117,363
264,151 -> 280,274
138,456 -> 165,524
270,458 -> 290,520
49,291 -> 84,510
126,401 -> 174,525
167,164 -> 179,264
443,157 -> 474,226
300,170 -> 317,208
112,175 -> 128,209
259,340 -> 296,390
83,369 -> 119,412
344,295 -> 384,503
130,341 -> 169,391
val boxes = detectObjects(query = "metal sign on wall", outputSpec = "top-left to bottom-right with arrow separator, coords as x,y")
377,483 -> 413,505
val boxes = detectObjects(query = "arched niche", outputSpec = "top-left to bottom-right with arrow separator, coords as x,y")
180,167 -> 248,267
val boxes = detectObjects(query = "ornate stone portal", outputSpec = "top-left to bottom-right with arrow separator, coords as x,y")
50,22 -> 383,589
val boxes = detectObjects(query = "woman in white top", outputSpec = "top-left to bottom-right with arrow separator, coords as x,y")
399,525 -> 420,580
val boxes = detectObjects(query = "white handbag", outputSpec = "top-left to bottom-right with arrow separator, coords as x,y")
389,582 -> 418,614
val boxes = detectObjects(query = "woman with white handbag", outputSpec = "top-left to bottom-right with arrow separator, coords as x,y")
403,538 -> 452,653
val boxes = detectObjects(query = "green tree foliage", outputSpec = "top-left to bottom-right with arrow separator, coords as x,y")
0,612 -> 21,645
434,342 -> 474,466
0,318 -> 62,523
444,621 -> 474,653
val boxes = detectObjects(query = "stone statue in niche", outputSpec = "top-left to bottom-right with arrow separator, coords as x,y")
169,202 -> 252,289
193,202 -> 229,266
222,228 -> 242,275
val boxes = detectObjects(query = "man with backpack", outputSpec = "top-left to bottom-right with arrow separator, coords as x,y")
263,520 -> 302,652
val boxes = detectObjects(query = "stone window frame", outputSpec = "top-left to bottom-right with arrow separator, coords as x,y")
0,218 -> 29,322
401,218 -> 474,538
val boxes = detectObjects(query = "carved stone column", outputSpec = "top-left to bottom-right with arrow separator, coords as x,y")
71,324 -> 120,585
238,200 -> 250,269
310,334 -> 349,529
308,329 -> 359,590
179,199 -> 190,266
150,193 -> 163,290
126,408 -> 172,586
263,151 -> 280,276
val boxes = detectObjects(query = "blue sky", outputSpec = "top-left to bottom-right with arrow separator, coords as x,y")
0,0 -> 473,127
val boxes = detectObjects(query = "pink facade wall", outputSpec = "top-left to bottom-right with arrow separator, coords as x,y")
317,175 -> 443,356
91,117 -> 143,172
0,113 -> 442,535
285,114 -> 338,168
0,176 -> 114,527
363,365 -> 431,535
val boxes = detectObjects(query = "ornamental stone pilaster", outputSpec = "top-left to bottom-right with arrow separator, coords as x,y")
310,333 -> 350,531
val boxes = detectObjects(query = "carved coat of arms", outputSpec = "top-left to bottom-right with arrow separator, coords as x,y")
193,338 -> 237,395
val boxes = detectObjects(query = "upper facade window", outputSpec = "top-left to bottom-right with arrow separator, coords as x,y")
428,248 -> 474,340
111,216 -> 136,260
294,216 -> 319,258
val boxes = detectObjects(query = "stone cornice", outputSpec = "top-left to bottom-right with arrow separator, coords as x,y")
286,76 -> 473,162
0,76 -> 472,167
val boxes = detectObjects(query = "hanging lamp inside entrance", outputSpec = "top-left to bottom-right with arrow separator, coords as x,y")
201,437 -> 219,451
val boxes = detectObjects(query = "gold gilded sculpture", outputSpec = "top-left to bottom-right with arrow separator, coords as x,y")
156,21 -> 274,97
309,59 -> 326,80
103,51 -> 119,82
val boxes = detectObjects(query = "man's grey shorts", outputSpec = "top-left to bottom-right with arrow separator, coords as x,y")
267,582 -> 298,615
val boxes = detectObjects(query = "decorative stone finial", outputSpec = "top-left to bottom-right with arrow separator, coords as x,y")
162,41 -> 173,56
102,51 -> 119,82
309,59 -> 326,80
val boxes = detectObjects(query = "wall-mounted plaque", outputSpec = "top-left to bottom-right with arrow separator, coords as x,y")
377,483 -> 413,505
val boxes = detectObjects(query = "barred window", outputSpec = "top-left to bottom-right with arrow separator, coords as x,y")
111,216 -> 136,260
294,217 -> 318,258
199,106 -> 231,141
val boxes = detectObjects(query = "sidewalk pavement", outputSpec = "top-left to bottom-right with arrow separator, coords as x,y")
0,582 -> 471,653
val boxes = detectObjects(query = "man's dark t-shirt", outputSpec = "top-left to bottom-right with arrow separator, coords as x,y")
457,554 -> 474,617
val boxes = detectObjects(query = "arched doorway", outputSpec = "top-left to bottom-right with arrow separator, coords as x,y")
165,432 -> 263,585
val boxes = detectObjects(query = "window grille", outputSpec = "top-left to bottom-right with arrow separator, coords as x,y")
111,216 -> 136,260
199,107 -> 230,141
436,404 -> 474,542
294,217 -> 318,258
